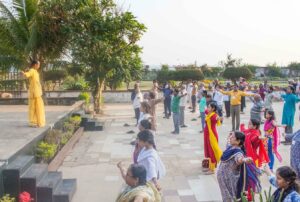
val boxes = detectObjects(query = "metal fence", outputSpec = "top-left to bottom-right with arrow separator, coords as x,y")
0,70 -> 25,97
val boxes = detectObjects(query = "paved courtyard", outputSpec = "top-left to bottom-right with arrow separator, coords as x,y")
59,101 -> 296,202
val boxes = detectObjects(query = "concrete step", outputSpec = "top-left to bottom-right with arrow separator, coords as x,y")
53,179 -> 77,202
20,164 -> 48,201
37,172 -> 63,202
2,155 -> 35,198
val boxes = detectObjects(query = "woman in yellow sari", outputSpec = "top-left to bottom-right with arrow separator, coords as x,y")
116,162 -> 161,202
21,61 -> 45,127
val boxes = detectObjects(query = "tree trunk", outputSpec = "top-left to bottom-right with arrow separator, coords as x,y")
93,78 -> 105,114
39,59 -> 48,105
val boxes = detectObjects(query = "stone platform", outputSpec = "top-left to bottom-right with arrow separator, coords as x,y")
0,101 -> 83,163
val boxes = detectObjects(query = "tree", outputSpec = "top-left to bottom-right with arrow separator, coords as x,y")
220,54 -> 242,68
241,64 -> 258,74
161,64 -> 169,72
0,0 -> 73,91
172,69 -> 204,81
223,67 -> 252,82
71,0 -> 146,113
287,62 -> 300,70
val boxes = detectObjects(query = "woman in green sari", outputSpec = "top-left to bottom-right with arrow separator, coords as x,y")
116,163 -> 161,202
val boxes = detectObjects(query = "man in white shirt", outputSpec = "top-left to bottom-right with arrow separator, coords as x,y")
213,85 -> 223,117
179,85 -> 188,127
186,81 -> 193,108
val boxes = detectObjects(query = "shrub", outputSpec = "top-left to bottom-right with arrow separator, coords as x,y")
0,195 -> 15,202
172,69 -> 204,81
222,67 -> 252,81
44,129 -> 63,145
36,141 -> 57,163
44,70 -> 67,82
62,76 -> 89,90
78,92 -> 90,104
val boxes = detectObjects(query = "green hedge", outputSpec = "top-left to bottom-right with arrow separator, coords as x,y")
157,69 -> 204,82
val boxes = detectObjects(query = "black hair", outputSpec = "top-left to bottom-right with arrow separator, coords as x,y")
140,119 -> 152,130
277,166 -> 300,193
137,130 -> 156,148
269,86 -> 274,92
266,110 -> 276,121
30,60 -> 39,67
130,164 -> 147,186
288,86 -> 296,94
208,102 -> 217,112
250,119 -> 260,130
234,131 -> 246,153
206,94 -> 212,99
140,101 -> 151,114
174,89 -> 179,94
202,90 -> 208,96
149,92 -> 155,99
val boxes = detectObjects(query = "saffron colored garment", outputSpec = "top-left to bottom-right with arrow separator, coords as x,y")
24,68 -> 45,127
116,182 -> 161,202
240,124 -> 269,167
204,112 -> 222,170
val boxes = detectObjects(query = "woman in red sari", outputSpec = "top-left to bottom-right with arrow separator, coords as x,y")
203,102 -> 222,174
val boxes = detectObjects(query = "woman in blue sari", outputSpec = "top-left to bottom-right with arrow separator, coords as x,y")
217,131 -> 261,202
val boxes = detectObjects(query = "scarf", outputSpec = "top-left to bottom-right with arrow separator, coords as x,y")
264,120 -> 282,162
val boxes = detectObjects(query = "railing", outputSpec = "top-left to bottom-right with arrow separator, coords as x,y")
0,71 -> 25,98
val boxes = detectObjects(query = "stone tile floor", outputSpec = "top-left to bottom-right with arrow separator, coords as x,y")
59,102 -> 296,202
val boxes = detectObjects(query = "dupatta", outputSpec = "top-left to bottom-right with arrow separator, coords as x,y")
264,120 -> 282,162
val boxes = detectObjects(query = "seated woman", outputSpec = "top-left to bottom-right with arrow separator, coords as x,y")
116,163 -> 161,202
264,166 -> 300,202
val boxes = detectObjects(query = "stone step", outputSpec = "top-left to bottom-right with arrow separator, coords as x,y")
20,164 -> 48,201
2,155 -> 35,198
37,172 -> 63,202
53,179 -> 77,202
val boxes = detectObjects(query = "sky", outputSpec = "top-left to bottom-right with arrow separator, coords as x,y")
120,0 -> 300,67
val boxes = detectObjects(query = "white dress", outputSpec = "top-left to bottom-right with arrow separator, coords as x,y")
137,148 -> 166,182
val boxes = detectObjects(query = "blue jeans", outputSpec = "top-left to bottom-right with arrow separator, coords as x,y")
173,112 -> 180,134
268,138 -> 275,170
200,112 -> 206,131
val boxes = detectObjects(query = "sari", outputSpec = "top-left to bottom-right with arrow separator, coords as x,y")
240,124 -> 269,167
116,182 -> 161,202
264,120 -> 282,162
204,112 -> 222,170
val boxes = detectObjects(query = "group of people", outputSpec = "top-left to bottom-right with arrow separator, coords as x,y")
117,78 -> 300,202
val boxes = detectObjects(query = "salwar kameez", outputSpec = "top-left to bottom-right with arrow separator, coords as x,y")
24,68 -> 45,127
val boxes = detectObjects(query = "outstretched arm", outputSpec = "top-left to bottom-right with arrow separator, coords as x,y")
219,90 -> 231,95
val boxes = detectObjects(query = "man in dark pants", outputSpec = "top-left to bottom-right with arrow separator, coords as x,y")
162,83 -> 173,118
191,81 -> 198,113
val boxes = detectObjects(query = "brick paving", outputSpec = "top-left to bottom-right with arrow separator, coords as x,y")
59,102 -> 297,202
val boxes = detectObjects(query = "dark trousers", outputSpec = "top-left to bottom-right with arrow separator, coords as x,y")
224,101 -> 230,117
164,97 -> 171,117
231,105 -> 240,131
134,108 -> 140,124
191,95 -> 196,111
241,96 -> 246,112
285,126 -> 294,142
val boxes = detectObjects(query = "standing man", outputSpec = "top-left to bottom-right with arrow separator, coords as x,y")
191,81 -> 198,113
179,84 -> 188,128
187,80 -> 193,109
223,82 -> 231,118
171,89 -> 187,134
162,83 -> 173,119
213,85 -> 223,118
21,60 -> 45,128
220,85 -> 255,131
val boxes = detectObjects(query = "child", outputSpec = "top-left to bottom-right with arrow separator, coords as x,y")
240,119 -> 269,168
133,119 -> 153,163
199,91 -> 207,133
138,101 -> 152,127
264,110 -> 283,171
171,89 -> 187,134
249,94 -> 264,123
264,166 -> 300,202
217,131 -> 261,202
137,130 -> 166,191
203,102 -> 222,173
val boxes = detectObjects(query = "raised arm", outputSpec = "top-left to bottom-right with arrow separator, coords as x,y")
21,69 -> 33,78
241,91 -> 255,97
219,90 -> 231,95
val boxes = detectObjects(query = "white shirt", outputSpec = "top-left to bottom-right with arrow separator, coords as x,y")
187,83 -> 193,94
179,89 -> 187,107
132,92 -> 143,109
213,90 -> 224,106
137,147 -> 166,181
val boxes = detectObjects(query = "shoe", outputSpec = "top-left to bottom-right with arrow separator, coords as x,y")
171,131 -> 179,135
181,125 -> 187,128
188,107 -> 192,109
190,110 -> 195,113
123,123 -> 130,127
200,130 -> 203,133
127,130 -> 135,134
130,140 -> 137,145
